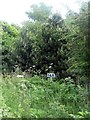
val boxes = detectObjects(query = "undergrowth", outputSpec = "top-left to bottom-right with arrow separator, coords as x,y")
1,75 -> 90,118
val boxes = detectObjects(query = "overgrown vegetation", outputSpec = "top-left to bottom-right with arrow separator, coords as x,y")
1,75 -> 90,118
1,0 -> 90,119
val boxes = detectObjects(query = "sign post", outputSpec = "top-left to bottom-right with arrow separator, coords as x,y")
47,73 -> 56,81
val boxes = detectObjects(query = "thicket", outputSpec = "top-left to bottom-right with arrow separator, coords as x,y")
1,1 -> 90,118
1,2 -> 89,84
1,75 -> 90,118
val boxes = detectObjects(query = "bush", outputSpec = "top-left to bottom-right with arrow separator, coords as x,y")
1,75 -> 89,118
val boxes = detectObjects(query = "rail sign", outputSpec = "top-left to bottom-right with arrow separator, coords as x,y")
47,73 -> 55,78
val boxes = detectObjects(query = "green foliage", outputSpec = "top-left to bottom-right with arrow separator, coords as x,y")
1,1 -> 90,118
65,1 -> 88,85
1,21 -> 20,73
26,2 -> 52,22
17,12 -> 69,78
38,14 -> 69,78
1,1 -> 89,85
1,75 -> 89,118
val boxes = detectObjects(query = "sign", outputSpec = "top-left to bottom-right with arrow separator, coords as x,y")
47,73 -> 55,78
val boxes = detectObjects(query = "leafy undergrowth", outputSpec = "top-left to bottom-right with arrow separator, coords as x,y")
1,75 -> 90,118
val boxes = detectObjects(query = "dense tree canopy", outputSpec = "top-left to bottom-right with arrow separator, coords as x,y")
64,1 -> 88,85
1,21 -> 20,73
1,1 -> 90,118
1,1 -> 89,84
26,3 -> 52,22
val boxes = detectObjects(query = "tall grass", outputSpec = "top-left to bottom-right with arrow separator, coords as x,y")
1,75 -> 90,118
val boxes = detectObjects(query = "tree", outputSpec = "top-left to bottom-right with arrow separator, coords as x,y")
65,1 -> 88,85
1,21 -> 20,74
14,3 -> 69,79
14,3 -> 52,73
26,2 -> 52,22
32,13 -> 69,79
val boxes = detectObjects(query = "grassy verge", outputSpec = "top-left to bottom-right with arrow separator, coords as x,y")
1,75 -> 90,118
